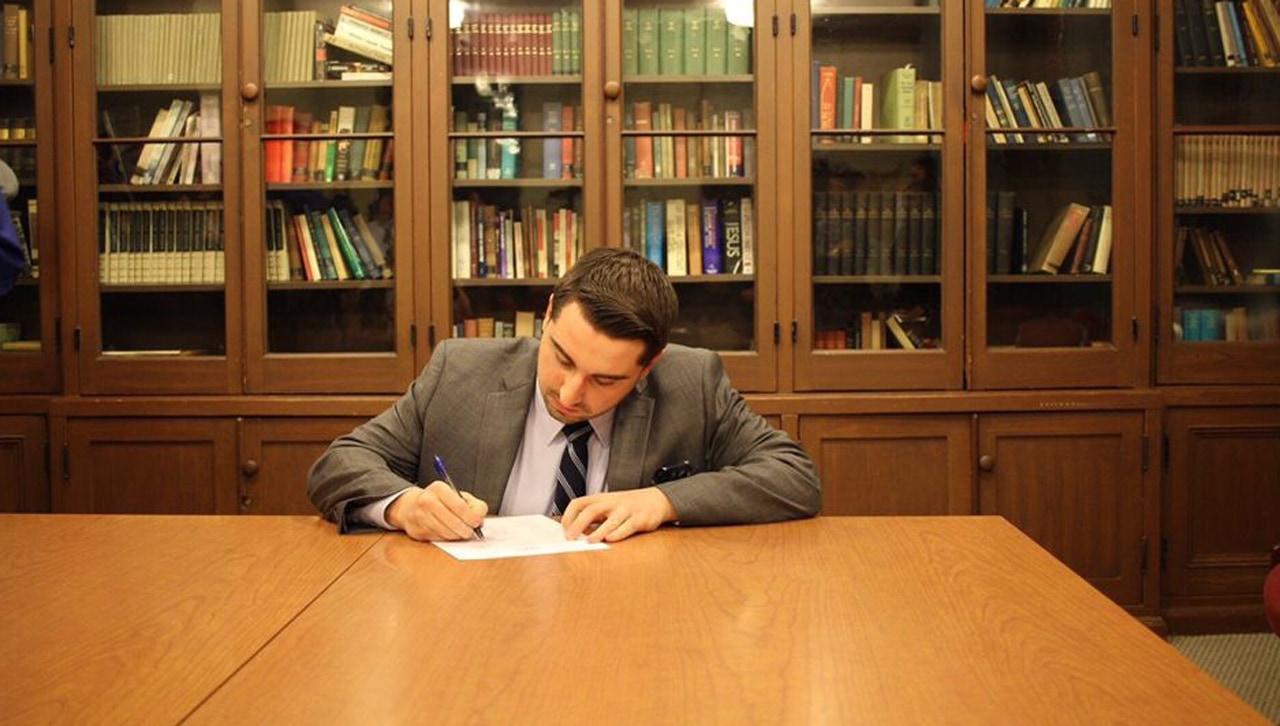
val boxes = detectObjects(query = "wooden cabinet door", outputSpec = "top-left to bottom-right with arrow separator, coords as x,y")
799,415 -> 973,516
60,418 -> 237,514
977,411 -> 1145,606
0,416 -> 48,512
1165,407 -> 1280,600
237,417 -> 365,515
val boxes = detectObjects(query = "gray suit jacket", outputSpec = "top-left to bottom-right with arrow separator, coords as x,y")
308,338 -> 820,532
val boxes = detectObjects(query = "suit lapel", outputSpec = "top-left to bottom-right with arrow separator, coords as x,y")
473,343 -> 537,506
606,381 -> 654,492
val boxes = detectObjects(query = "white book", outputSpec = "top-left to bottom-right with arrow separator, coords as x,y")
1090,204 -> 1113,274
665,198 -> 687,276
859,82 -> 875,144
739,196 -> 754,275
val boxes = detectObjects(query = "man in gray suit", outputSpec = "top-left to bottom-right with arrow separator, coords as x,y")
308,247 -> 820,542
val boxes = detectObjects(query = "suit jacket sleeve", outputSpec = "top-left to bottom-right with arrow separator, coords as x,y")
307,344 -> 444,532
647,349 -> 821,525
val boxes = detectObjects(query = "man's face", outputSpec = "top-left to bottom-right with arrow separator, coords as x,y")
537,299 -> 660,424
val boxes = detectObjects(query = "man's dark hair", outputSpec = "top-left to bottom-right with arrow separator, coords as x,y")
551,247 -> 678,366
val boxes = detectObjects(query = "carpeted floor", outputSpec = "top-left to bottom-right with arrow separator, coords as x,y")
1170,633 -> 1280,723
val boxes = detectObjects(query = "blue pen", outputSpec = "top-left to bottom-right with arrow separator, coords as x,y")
432,455 -> 485,540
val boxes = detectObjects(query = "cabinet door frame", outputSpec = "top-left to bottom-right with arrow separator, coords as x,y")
68,0 -> 244,395
965,2 -> 1143,390
238,416 -> 365,515
788,0 -> 966,392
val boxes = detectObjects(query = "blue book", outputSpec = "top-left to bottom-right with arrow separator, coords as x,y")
1201,308 -> 1224,341
700,198 -> 722,274
644,200 -> 665,268
1224,2 -> 1251,67
542,102 -> 563,179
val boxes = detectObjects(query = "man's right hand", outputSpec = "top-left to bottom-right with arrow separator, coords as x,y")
385,482 -> 488,541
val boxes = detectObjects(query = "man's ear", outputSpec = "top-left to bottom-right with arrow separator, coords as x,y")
639,347 -> 666,379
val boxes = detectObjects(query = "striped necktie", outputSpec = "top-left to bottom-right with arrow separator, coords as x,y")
552,421 -> 591,516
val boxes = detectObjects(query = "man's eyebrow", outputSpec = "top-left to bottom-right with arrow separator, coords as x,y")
551,337 -> 631,381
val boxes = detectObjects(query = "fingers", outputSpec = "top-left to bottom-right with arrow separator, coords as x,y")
398,483 -> 486,541
562,489 -> 674,543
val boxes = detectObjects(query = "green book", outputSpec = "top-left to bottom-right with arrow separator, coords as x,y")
327,207 -> 367,279
621,8 -> 638,76
705,8 -> 727,74
552,10 -> 565,75
839,76 -> 855,129
636,8 -> 660,75
568,9 -> 582,75
878,64 -> 916,143
684,8 -> 706,76
658,8 -> 684,75
726,22 -> 751,74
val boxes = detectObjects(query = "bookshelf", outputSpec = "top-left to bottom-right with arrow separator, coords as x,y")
1158,0 -> 1280,384
0,0 -> 59,394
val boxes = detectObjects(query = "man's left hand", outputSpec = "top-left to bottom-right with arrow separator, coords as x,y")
561,488 -> 677,543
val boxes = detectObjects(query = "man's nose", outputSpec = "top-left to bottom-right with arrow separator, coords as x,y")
560,372 -> 587,403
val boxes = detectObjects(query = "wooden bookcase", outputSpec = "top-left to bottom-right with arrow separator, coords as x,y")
3,0 -> 1277,629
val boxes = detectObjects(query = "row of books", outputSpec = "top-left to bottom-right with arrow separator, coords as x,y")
1177,305 -> 1279,341
8,199 -> 36,279
453,311 -> 543,341
812,64 -> 943,144
985,1 -> 1112,7
815,311 -> 938,351
263,104 -> 392,184
97,202 -> 226,285
625,101 -> 751,179
265,6 -> 393,83
451,10 -> 581,77
451,199 -> 582,280
624,197 -> 755,276
1174,0 -> 1280,68
451,103 -> 582,181
622,7 -> 752,76
814,191 -> 939,277
1175,225 -> 1250,285
120,96 -> 223,186
95,13 -> 221,85
0,118 -> 35,178
264,201 -> 391,282
983,72 -> 1112,144
1026,202 -> 1114,275
2,4 -> 30,81
1174,135 -> 1280,208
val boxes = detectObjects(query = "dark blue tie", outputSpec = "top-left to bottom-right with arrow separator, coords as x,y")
552,421 -> 591,515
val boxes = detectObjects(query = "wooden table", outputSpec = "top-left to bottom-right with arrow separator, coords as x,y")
2,516 -> 1265,724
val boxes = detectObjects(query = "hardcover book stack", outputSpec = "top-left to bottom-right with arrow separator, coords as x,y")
453,310 -> 543,340
812,191 -> 940,277
624,101 -> 751,179
983,72 -> 1112,144
810,63 -> 943,144
450,10 -> 579,76
115,94 -> 222,186
263,103 -> 392,184
1173,0 -> 1280,68
450,198 -> 581,280
815,309 -> 938,351
263,200 -> 391,282
622,196 -> 755,277
94,12 -> 221,84
97,202 -> 226,285
1174,135 -> 1280,207
621,7 -> 752,75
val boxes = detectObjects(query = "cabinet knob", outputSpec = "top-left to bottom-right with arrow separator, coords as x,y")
970,75 -> 988,93
241,459 -> 259,477
978,454 -> 995,472
603,81 -> 621,100
241,82 -> 260,101
240,496 -> 254,511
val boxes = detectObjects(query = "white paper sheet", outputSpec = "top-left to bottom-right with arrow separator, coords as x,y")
432,515 -> 609,561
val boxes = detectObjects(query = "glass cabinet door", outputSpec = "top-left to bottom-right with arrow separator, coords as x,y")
0,0 -> 58,393
432,0 -> 594,348
613,0 -> 776,392
1158,1 -> 1280,384
971,1 -> 1138,389
74,0 -> 239,394
795,0 -> 962,391
244,0 -> 414,393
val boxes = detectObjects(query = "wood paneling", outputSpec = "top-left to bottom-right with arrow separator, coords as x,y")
978,411 -> 1146,607
0,416 -> 48,512
237,417 -> 365,515
60,418 -> 237,514
800,415 -> 972,516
